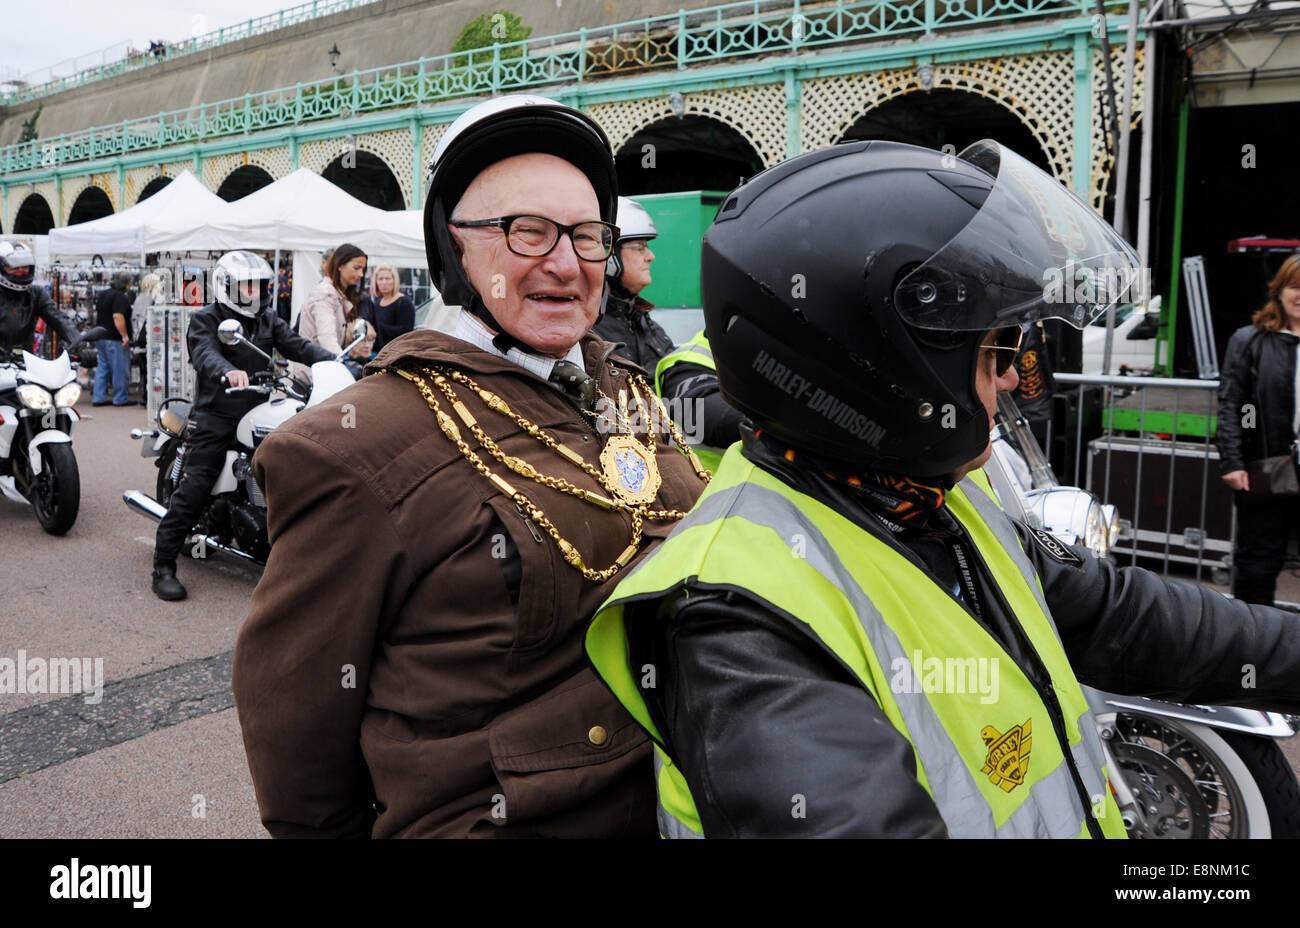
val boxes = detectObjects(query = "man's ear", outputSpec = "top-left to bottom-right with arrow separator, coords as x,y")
447,224 -> 468,269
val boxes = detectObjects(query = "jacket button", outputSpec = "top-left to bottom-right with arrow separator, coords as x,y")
588,725 -> 608,746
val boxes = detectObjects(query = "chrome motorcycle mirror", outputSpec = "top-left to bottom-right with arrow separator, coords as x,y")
217,319 -> 245,345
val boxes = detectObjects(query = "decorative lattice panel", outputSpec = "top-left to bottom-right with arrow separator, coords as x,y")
591,84 -> 788,170
801,52 -> 1077,186
299,130 -> 414,207
59,173 -> 118,225
419,123 -> 448,180
123,165 -> 169,208
163,158 -> 195,180
1088,44 -> 1145,211
202,147 -> 291,192
5,180 -> 61,233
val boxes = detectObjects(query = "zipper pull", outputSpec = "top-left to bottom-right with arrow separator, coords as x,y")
514,501 -> 544,544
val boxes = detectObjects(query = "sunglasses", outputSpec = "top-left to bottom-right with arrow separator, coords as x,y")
982,325 -> 1025,377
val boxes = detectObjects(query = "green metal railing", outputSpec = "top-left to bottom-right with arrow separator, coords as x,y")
2,0 -> 1113,176
1,0 -> 382,105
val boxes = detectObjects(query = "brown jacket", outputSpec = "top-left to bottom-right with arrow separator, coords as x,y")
232,329 -> 707,837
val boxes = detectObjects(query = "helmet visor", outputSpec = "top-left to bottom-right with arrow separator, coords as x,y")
894,141 -> 1142,332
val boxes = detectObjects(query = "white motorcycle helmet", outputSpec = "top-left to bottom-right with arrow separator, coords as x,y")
423,94 -> 619,341
607,196 -> 658,281
212,250 -> 274,318
0,240 -> 36,292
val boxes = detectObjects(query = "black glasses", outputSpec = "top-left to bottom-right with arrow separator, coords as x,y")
982,325 -> 1025,377
451,215 -> 620,262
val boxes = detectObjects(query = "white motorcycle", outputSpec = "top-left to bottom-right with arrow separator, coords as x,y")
0,326 -> 109,535
988,393 -> 1300,838
121,319 -> 366,566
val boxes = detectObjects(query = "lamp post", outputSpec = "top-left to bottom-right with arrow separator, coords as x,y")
328,44 -> 341,73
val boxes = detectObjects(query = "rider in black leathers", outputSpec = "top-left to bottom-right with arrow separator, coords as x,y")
592,197 -> 674,372
151,250 -> 332,602
0,243 -> 78,355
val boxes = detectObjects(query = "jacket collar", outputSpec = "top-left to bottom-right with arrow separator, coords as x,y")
365,328 -> 640,383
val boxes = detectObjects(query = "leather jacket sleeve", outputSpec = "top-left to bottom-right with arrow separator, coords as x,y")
270,313 -> 333,365
632,589 -> 949,838
186,310 -> 238,385
659,361 -> 745,448
33,288 -> 79,346
1014,521 -> 1300,711
637,518 -> 1300,837
1216,326 -> 1255,474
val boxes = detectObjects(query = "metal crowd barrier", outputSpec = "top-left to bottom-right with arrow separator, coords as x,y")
1052,372 -> 1231,586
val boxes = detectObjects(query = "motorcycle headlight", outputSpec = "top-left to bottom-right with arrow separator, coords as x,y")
16,384 -> 53,410
54,383 -> 81,408
1102,504 -> 1121,551
1084,501 -> 1108,558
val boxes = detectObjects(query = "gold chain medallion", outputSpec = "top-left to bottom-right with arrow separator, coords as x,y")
599,433 -> 662,506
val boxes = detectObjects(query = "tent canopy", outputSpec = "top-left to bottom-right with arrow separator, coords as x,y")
154,168 -> 426,262
48,168 -> 427,265
47,170 -> 226,257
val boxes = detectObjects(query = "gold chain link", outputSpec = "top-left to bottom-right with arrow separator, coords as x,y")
383,364 -> 709,583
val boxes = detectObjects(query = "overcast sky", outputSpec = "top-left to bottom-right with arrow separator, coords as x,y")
8,0 -> 315,82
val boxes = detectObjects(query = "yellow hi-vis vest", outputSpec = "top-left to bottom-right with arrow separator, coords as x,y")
586,447 -> 1128,838
653,330 -> 729,472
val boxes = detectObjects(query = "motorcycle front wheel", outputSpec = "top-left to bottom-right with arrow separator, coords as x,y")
30,443 -> 81,536
1111,713 -> 1272,838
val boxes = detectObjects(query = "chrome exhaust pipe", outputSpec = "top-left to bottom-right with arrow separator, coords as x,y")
121,489 -> 262,566
123,489 -> 166,522
192,535 -> 262,565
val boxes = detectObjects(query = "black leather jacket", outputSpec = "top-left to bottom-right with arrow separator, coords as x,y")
187,301 -> 333,417
625,430 -> 1300,837
1,287 -> 78,355
1217,324 -> 1299,474
592,287 -> 674,374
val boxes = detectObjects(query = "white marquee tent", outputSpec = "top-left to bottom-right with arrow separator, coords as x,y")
159,168 -> 426,261
47,170 -> 226,259
48,168 -> 426,263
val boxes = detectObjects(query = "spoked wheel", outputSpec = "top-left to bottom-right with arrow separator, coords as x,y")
1111,713 -> 1270,839
30,443 -> 81,536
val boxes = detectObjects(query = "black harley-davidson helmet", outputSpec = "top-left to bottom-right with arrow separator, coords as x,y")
423,94 -> 619,327
701,139 -> 1140,479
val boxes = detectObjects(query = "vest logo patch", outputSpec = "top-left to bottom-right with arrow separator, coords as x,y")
980,719 -> 1032,792
1027,526 -> 1083,567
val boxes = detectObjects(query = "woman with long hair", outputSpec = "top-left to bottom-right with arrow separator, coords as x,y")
369,263 -> 416,355
1217,254 -> 1300,604
293,242 -> 374,380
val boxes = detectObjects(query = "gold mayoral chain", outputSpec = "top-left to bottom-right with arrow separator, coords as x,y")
382,364 -> 711,583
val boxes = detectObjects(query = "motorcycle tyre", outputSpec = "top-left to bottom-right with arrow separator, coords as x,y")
31,443 -> 80,536
1217,730 -> 1300,838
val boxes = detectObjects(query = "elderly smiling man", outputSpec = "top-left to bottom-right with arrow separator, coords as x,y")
232,95 -> 709,838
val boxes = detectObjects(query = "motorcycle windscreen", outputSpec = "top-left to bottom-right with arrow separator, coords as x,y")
307,361 -> 356,407
893,140 -> 1142,333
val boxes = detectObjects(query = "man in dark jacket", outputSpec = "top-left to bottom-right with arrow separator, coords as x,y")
91,271 -> 134,406
151,250 -> 332,602
586,140 -> 1300,838
593,196 -> 675,373
0,242 -> 79,353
